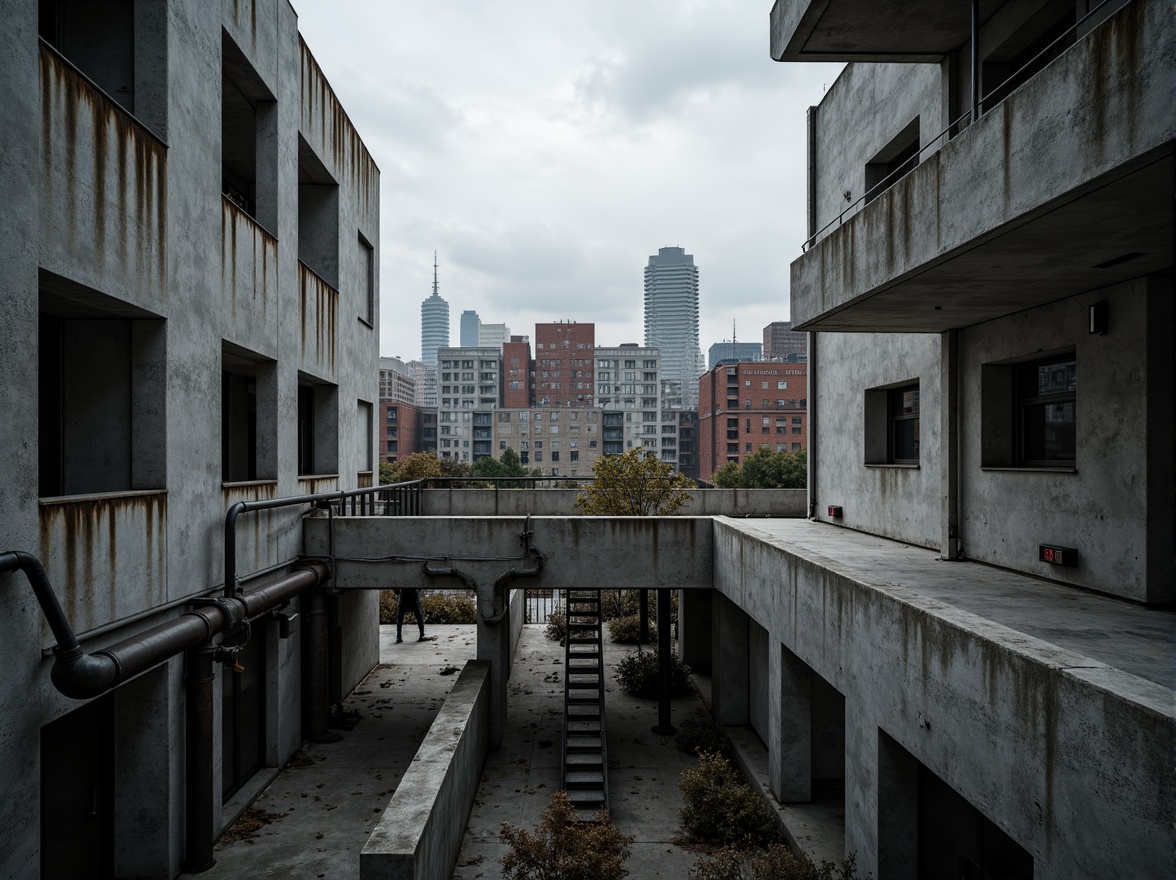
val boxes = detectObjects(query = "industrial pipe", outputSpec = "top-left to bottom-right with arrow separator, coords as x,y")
185,644 -> 217,873
2,550 -> 327,700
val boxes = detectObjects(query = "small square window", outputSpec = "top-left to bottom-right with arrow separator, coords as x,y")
889,385 -> 920,463
1017,356 -> 1076,466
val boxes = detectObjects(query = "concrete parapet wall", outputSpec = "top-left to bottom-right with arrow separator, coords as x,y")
361,661 -> 490,880
712,519 -> 1174,879
419,488 -> 806,518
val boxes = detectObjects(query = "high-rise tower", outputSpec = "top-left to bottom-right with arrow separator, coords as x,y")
420,252 -> 449,366
644,247 -> 703,409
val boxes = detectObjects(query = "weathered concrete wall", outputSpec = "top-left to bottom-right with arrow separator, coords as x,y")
809,62 -> 942,242
811,332 -> 942,548
419,488 -> 807,518
361,661 -> 490,880
959,278 -> 1173,602
792,1 -> 1170,324
712,519 -> 1174,879
0,2 -> 381,874
306,517 -> 714,592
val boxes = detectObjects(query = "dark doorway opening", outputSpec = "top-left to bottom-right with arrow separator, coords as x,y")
221,627 -> 267,800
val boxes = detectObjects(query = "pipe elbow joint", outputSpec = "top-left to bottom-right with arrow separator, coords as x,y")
50,645 -> 119,700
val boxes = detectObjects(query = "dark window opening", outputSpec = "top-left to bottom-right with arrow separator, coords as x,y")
919,763 -> 1033,880
222,346 -> 276,483
39,274 -> 166,496
889,384 -> 920,464
222,33 -> 277,228
866,117 -> 921,203
1017,356 -> 1076,467
297,378 -> 339,477
359,233 -> 375,325
982,2 -> 1075,112
298,137 -> 340,287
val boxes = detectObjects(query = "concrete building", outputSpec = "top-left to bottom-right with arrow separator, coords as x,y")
437,347 -> 502,462
676,410 -> 700,482
459,309 -> 480,347
594,345 -> 663,457
644,246 -> 705,409
0,1 -> 379,875
494,408 -> 602,477
722,0 -> 1173,875
698,361 -> 808,480
762,320 -> 808,361
534,321 -> 595,408
378,356 -> 416,405
708,340 -> 763,370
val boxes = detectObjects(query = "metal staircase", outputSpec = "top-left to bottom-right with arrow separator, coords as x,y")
561,589 -> 609,819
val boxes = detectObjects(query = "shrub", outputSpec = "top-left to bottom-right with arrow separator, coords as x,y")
613,649 -> 692,699
678,752 -> 780,848
607,614 -> 655,644
675,717 -> 732,758
500,789 -> 634,880
545,609 -> 567,642
420,592 -> 477,623
377,590 -> 476,625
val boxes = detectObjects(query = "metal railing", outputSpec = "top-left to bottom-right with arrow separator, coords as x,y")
800,0 -> 1117,253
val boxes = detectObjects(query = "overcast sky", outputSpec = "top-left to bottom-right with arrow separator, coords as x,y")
291,1 -> 843,362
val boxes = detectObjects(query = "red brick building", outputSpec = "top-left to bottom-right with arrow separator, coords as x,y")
534,322 -> 594,407
380,401 -> 422,464
698,361 -> 808,481
502,338 -> 532,409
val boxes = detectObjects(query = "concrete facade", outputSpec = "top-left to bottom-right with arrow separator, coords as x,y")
743,1 -> 1176,877
493,408 -> 602,477
0,1 -> 379,875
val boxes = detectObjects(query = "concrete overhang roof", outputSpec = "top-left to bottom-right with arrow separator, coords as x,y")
770,0 -> 1004,62
792,146 -> 1173,333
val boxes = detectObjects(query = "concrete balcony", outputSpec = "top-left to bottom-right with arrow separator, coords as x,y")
38,42 -> 167,307
221,197 -> 279,343
790,1 -> 1172,332
299,260 -> 338,378
771,0 -> 987,62
38,491 -> 167,643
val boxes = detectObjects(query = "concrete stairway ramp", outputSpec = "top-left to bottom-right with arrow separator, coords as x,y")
561,590 -> 608,819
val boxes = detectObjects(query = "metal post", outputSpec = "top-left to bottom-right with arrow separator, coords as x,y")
971,0 -> 981,122
184,645 -> 217,873
638,589 -> 650,643
651,589 -> 676,736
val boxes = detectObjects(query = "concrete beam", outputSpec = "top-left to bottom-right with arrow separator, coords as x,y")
303,516 -> 714,592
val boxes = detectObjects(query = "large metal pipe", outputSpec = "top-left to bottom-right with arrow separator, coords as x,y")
304,590 -> 337,743
185,644 -> 217,874
2,551 -> 326,700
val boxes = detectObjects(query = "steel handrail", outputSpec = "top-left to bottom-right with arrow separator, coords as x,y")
800,0 -> 1116,253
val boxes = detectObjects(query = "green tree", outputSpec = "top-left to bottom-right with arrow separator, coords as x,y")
471,447 -> 532,479
576,448 -> 693,516
711,447 -> 806,489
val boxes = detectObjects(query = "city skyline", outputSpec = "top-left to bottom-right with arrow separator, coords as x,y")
288,1 -> 843,362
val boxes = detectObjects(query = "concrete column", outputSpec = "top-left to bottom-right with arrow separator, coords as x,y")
676,588 -> 711,670
710,592 -> 748,726
769,643 -> 812,802
877,731 -> 919,880
476,582 -> 509,749
940,330 -> 961,559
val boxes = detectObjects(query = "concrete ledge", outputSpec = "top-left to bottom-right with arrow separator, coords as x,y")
420,488 -> 806,518
361,661 -> 490,880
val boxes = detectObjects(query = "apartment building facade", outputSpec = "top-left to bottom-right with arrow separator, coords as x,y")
437,346 -> 502,462
697,361 -> 808,480
594,345 -> 667,461
493,408 -> 602,477
0,1 -> 381,875
534,321 -> 595,408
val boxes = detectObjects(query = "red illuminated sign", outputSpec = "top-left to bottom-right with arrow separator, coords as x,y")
1039,544 -> 1077,567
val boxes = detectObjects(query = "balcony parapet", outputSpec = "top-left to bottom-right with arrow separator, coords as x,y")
790,0 -> 1171,332
38,41 -> 167,305
221,197 -> 278,341
299,260 -> 338,378
38,490 -> 167,643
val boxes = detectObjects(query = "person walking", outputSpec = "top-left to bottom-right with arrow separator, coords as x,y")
396,588 -> 436,643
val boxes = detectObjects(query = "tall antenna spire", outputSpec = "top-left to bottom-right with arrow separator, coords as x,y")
432,251 -> 439,297
732,319 -> 737,343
